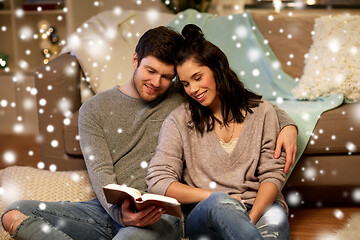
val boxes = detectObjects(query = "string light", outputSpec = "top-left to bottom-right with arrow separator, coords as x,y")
0,53 -> 8,69
37,20 -> 60,65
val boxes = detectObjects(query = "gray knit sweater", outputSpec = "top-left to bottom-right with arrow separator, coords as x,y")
146,100 -> 288,211
78,85 -> 183,224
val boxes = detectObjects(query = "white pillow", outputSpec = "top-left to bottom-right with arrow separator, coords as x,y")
62,10 -> 174,102
292,14 -> 360,102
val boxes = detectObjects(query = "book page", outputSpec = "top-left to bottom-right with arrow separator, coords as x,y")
103,184 -> 182,217
141,193 -> 180,206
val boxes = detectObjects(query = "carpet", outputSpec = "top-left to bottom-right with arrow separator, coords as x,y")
332,213 -> 360,240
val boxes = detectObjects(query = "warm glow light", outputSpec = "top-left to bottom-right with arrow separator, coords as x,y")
307,0 -> 316,5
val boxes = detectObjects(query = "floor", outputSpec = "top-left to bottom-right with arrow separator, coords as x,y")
289,207 -> 360,239
0,134 -> 359,239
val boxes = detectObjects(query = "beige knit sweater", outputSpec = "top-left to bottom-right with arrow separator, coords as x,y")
146,100 -> 288,212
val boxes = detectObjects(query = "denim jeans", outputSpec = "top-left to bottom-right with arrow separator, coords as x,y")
1,198 -> 182,240
184,192 -> 290,240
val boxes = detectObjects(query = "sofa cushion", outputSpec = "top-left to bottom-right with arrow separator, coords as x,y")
292,14 -> 360,102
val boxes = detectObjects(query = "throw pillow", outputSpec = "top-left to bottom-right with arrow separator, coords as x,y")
62,10 -> 174,102
292,14 -> 360,102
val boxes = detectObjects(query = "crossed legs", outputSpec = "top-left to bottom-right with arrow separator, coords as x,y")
184,192 -> 289,240
1,198 -> 181,240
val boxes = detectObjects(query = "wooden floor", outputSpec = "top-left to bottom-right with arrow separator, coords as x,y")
1,134 -> 359,239
289,207 -> 360,239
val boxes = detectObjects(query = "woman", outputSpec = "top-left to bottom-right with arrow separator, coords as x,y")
146,24 -> 290,240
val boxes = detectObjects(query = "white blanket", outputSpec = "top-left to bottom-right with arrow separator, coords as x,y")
62,10 -> 174,102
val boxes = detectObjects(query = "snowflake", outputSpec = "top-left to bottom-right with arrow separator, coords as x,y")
41,224 -> 51,234
346,142 -> 356,152
1,99 -> 8,107
252,69 -> 260,77
71,173 -> 81,182
140,161 -> 148,169
49,164 -> 57,172
276,97 -> 284,104
304,166 -> 317,181
286,192 -> 301,207
209,181 -> 217,189
333,209 -> 344,219
51,140 -> 59,148
37,162 -> 45,169
15,9 -> 24,18
47,125 -> 54,133
39,202 -> 47,210
352,188 -> 360,203
13,123 -> 24,133
3,151 -> 16,164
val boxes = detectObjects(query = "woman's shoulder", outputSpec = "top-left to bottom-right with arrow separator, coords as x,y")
168,102 -> 191,119
256,99 -> 276,111
164,102 -> 192,128
250,99 -> 277,118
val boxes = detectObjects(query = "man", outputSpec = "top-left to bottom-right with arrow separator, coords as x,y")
1,26 -> 297,240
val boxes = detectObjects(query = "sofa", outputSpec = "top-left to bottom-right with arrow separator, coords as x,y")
249,9 -> 360,206
0,7 -> 359,240
33,9 -> 360,205
1,8 -> 360,238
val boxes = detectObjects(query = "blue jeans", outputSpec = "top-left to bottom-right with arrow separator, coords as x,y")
184,192 -> 290,240
1,198 -> 181,240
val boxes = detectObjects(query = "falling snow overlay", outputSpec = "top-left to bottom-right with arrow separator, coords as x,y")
1,2 -> 360,239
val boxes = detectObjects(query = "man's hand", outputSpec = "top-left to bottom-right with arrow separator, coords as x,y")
274,125 -> 298,174
121,199 -> 165,227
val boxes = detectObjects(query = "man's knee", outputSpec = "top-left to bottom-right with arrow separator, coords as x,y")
2,200 -> 35,235
2,210 -> 28,235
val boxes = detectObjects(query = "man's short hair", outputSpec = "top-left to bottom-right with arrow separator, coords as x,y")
135,26 -> 182,66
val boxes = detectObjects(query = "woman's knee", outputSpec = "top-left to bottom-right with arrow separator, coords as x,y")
205,192 -> 231,204
206,192 -> 244,209
256,203 -> 289,239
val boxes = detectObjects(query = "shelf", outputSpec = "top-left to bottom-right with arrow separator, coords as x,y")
19,9 -> 67,15
0,10 -> 12,15
0,0 -> 68,73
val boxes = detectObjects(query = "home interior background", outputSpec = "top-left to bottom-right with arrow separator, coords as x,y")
0,0 -> 359,239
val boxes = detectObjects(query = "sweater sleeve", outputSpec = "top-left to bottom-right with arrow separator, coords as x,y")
256,104 -> 287,190
272,104 -> 298,131
146,114 -> 185,196
78,100 -> 124,226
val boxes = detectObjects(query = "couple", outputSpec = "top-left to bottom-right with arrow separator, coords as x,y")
2,25 -> 296,239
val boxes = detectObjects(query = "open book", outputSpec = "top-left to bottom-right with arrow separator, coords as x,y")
103,184 -> 182,218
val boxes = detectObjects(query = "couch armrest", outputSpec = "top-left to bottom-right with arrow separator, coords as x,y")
34,53 -> 86,171
64,110 -> 82,155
